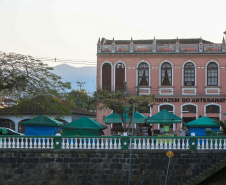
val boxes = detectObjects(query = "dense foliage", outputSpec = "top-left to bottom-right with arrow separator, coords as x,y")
66,89 -> 96,112
0,52 -> 72,117
0,52 -> 71,98
94,88 -> 155,132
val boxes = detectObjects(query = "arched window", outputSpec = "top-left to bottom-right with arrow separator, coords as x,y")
182,105 -> 196,113
206,105 -> 219,113
160,105 -> 173,112
0,118 -> 15,130
138,62 -> 149,86
207,62 -> 218,86
161,62 -> 172,86
102,63 -> 111,91
115,63 -> 125,91
184,62 -> 195,86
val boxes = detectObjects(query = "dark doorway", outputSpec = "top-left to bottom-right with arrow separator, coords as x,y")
102,63 -> 111,91
115,63 -> 125,91
182,117 -> 196,126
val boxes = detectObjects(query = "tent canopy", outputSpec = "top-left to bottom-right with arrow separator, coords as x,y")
184,116 -> 220,128
63,116 -> 107,130
147,109 -> 181,124
25,126 -> 60,136
0,127 -> 8,134
104,112 -> 147,124
21,114 -> 64,126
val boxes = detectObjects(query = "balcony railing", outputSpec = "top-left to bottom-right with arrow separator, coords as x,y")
0,136 -> 226,150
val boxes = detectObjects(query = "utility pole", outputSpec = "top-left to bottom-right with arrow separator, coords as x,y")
77,81 -> 85,91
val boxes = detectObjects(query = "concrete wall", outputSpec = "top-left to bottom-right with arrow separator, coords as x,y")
0,149 -> 225,185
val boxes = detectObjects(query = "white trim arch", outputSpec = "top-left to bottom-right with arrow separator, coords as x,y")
204,103 -> 221,120
158,103 -> 175,130
181,103 -> 198,128
181,103 -> 198,118
182,60 -> 197,86
159,60 -> 174,86
101,61 -> 114,91
136,60 -> 150,87
0,117 -> 16,131
114,61 -> 126,91
205,60 -> 220,86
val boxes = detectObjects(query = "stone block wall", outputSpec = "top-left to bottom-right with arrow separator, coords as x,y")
0,149 -> 225,185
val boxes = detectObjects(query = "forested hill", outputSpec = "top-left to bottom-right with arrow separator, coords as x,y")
53,64 -> 96,95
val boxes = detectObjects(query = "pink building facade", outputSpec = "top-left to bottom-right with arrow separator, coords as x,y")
96,33 -> 226,135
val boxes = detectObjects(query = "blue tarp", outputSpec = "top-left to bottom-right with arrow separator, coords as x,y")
189,127 -> 220,136
25,126 -> 60,136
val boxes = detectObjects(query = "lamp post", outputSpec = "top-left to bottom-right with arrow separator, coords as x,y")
123,81 -> 127,132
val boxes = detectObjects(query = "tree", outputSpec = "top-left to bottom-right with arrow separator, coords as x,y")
214,120 -> 226,135
0,95 -> 72,119
94,89 -> 155,132
0,52 -> 71,99
66,89 -> 96,112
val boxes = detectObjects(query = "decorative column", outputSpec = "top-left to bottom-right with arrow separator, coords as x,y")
176,37 -> 180,53
152,37 -> 156,52
199,37 -> 203,52
130,37 -> 134,53
222,37 -> 225,52
111,37 -> 115,53
97,37 -> 101,53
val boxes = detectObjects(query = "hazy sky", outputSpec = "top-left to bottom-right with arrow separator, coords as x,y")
0,0 -> 225,67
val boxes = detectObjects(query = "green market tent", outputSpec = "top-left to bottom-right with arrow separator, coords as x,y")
184,116 -> 219,128
147,109 -> 181,124
0,127 -> 8,134
21,114 -> 64,136
184,116 -> 220,136
21,114 -> 64,126
104,112 -> 147,124
62,116 -> 107,136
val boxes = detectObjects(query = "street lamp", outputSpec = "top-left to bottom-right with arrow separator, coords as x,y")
123,81 -> 127,132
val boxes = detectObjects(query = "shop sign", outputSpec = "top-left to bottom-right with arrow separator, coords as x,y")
166,151 -> 174,158
155,98 -> 226,103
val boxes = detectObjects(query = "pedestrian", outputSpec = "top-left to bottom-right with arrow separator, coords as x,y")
180,127 -> 186,137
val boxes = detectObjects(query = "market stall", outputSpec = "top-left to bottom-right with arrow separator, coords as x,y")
184,116 -> 220,136
104,111 -> 148,136
62,116 -> 107,136
146,109 -> 181,136
21,114 -> 64,136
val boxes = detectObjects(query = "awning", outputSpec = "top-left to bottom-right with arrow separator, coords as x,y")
63,116 -> 107,130
147,109 -> 181,124
21,114 -> 64,126
104,112 -> 147,124
184,116 -> 220,128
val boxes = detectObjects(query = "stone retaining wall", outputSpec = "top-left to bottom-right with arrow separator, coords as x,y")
0,149 -> 225,185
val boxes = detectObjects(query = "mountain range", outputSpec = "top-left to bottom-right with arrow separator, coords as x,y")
52,64 -> 97,95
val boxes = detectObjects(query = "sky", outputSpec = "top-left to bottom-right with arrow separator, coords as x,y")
0,0 -> 225,67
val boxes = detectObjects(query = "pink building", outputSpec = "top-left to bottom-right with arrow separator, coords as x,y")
96,33 -> 226,135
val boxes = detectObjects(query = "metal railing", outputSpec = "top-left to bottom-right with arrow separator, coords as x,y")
0,136 -> 226,150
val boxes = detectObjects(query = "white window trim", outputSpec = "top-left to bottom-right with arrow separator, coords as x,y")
182,60 -> 196,87
159,88 -> 173,95
204,103 -> 221,120
138,87 -> 150,95
136,60 -> 150,87
181,103 -> 198,128
182,88 -> 196,95
101,61 -> 113,91
205,88 -> 220,95
159,60 -> 174,86
205,60 -> 220,87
